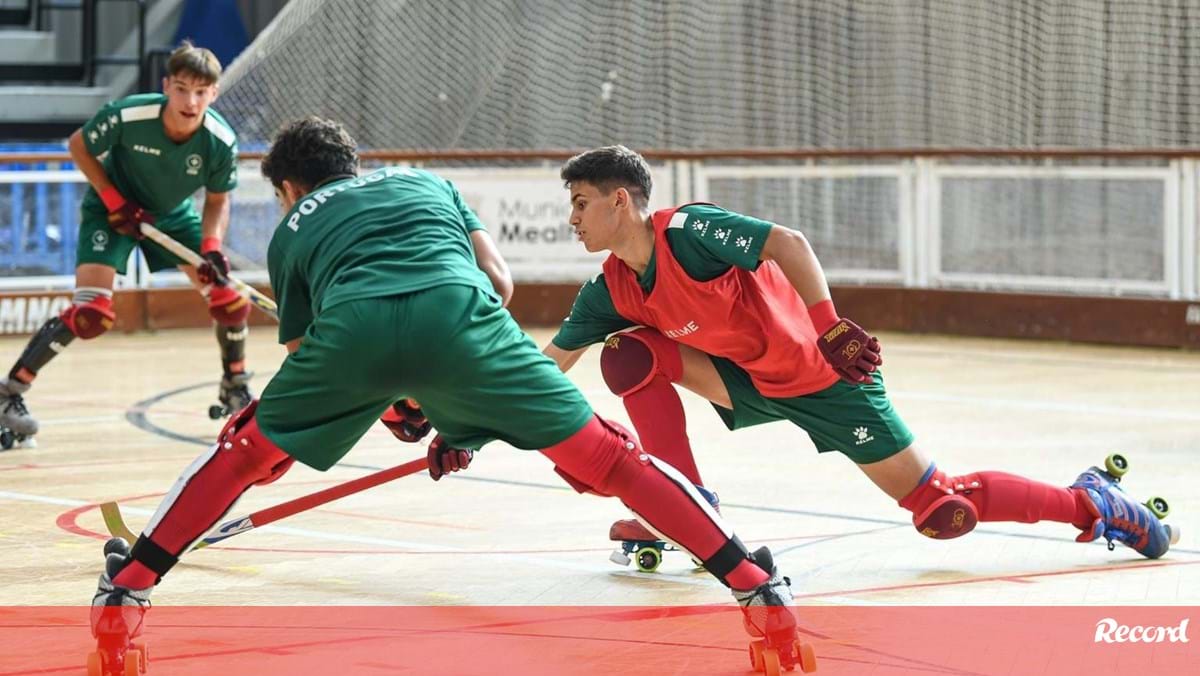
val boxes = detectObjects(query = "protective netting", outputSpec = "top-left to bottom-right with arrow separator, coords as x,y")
218,0 -> 1200,150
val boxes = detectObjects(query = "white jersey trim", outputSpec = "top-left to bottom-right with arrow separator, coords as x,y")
120,104 -> 161,122
667,211 -> 689,229
204,114 -> 237,147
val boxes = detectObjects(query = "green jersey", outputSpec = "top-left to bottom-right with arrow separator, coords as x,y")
80,93 -> 238,216
267,167 -> 491,343
552,204 -> 774,350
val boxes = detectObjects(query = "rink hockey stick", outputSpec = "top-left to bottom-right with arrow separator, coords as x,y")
99,457 -> 428,550
139,222 -> 280,321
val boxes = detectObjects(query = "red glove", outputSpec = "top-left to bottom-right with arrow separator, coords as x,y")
426,434 -> 473,481
100,187 -> 152,239
380,398 -> 432,443
809,299 -> 882,385
197,236 -> 231,286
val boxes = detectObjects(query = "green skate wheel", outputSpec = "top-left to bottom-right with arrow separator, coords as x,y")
1146,496 -> 1169,519
635,546 -> 662,573
1104,453 -> 1129,478
208,405 -> 225,420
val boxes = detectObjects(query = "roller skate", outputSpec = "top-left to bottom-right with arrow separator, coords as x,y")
734,547 -> 817,675
609,485 -> 720,572
1071,453 -> 1180,559
88,537 -> 151,676
0,377 -> 38,450
208,371 -> 254,420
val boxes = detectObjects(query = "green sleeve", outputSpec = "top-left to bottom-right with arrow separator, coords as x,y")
81,101 -> 123,157
447,179 -> 486,232
674,204 -> 774,271
206,141 -> 239,193
551,273 -> 636,350
267,238 -> 314,344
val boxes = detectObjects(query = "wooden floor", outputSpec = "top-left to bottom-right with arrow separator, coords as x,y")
1,326 -> 1197,609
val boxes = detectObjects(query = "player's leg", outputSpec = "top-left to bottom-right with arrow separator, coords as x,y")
407,286 -> 802,658
599,328 -> 728,541
92,300 -> 397,643
143,214 -> 253,415
2,209 -> 134,439
793,373 -> 1175,557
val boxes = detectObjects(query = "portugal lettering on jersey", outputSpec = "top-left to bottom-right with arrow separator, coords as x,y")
285,167 -> 416,231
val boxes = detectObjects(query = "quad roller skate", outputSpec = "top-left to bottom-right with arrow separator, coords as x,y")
0,377 -> 38,450
735,547 -> 817,675
88,538 -> 151,676
608,485 -> 719,573
208,372 -> 254,419
1072,453 -> 1180,559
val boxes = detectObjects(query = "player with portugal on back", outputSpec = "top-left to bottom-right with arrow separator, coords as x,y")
85,119 -> 816,676
543,145 -> 1179,568
0,41 -> 253,446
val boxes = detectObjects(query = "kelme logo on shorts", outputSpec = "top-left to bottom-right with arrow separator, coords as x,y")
853,426 -> 875,445
91,230 -> 108,251
186,153 -> 203,175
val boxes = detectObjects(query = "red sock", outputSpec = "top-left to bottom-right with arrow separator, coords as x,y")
543,416 -> 767,590
901,468 -> 1093,528
623,374 -> 704,486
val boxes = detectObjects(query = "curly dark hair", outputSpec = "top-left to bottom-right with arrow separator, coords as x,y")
261,116 -> 359,191
560,145 -> 652,207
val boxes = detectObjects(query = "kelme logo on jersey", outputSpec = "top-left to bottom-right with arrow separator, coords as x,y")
186,154 -> 203,175
664,321 -> 699,339
91,230 -> 109,251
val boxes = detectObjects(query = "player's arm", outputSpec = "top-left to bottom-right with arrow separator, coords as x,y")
469,229 -> 513,307
543,342 -> 589,373
200,190 -> 231,244
760,223 -> 881,384
67,128 -> 117,197
285,338 -> 302,354
541,273 -> 633,373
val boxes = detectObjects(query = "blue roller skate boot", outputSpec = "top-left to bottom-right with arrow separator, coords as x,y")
1071,453 -> 1179,559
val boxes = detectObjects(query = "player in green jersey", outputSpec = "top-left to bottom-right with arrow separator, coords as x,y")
86,118 -> 815,676
0,42 -> 253,446
545,145 -> 1179,566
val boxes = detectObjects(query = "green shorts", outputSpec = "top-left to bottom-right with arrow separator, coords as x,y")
709,357 -> 914,464
76,202 -> 201,273
256,284 -> 595,471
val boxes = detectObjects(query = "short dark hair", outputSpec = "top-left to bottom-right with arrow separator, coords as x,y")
560,145 -> 652,207
165,40 -> 221,85
261,116 -> 359,190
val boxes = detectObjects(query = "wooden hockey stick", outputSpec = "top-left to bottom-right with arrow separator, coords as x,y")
99,457 -> 428,550
139,222 -> 279,321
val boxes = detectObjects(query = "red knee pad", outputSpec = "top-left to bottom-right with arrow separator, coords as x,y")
207,284 -> 252,327
900,467 -> 980,540
547,416 -> 649,496
600,328 -> 683,396
217,399 -> 295,486
60,297 -> 115,339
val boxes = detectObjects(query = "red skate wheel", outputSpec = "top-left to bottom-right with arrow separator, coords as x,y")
762,646 -> 782,676
132,643 -> 149,672
86,651 -> 103,676
794,640 -> 817,673
748,639 -> 765,670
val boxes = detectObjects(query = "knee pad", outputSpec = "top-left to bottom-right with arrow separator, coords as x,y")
547,416 -> 648,497
600,328 -> 683,396
60,296 -> 115,339
901,466 -> 980,540
216,399 -> 295,486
